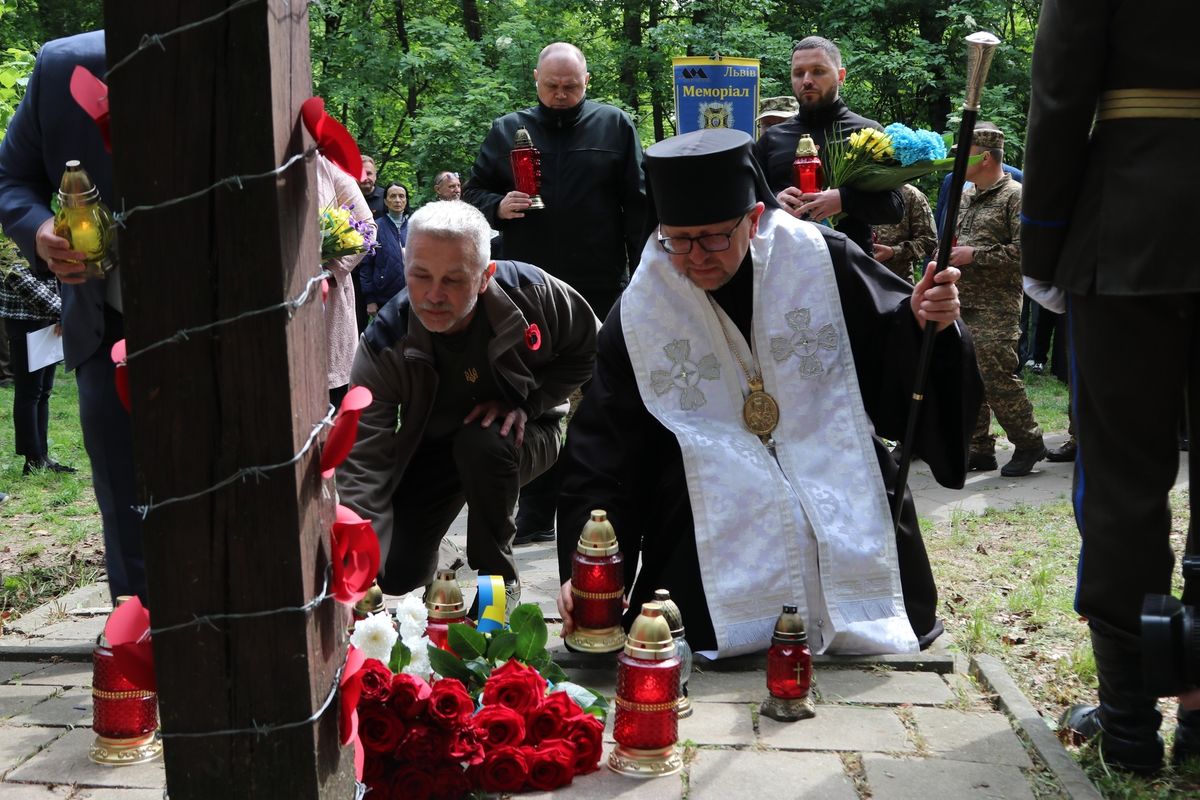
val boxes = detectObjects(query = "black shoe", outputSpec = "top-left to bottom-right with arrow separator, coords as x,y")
23,456 -> 77,475
1000,445 -> 1047,477
1174,708 -> 1200,767
1061,705 -> 1163,775
968,451 -> 998,471
1046,438 -> 1077,463
513,529 -> 555,545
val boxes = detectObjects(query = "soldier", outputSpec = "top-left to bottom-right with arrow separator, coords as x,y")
756,95 -> 798,138
952,123 -> 1045,477
873,183 -> 936,284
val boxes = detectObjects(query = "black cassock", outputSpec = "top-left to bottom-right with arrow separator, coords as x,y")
556,226 -> 984,653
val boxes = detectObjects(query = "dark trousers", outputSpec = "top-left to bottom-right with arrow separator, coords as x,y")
77,309 -> 146,602
1070,292 -> 1190,636
4,318 -> 57,458
379,416 -> 561,594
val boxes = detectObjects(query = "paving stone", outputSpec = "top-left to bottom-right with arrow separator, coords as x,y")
0,665 -> 52,684
911,707 -> 1032,768
0,726 -> 64,773
688,750 -> 856,800
35,619 -> 104,643
6,729 -> 164,789
862,754 -> 1035,800
518,742 -> 684,799
6,585 -> 109,636
16,664 -> 93,688
0,784 -> 71,798
686,668 -> 762,703
0,687 -> 59,720
758,705 -> 911,753
8,689 -> 92,728
677,702 -> 754,746
815,669 -> 953,706
65,789 -> 164,799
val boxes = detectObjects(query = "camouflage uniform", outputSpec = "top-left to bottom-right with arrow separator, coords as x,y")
873,183 -> 936,283
956,171 -> 1044,456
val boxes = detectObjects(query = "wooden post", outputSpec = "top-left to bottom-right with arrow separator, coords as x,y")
102,2 -> 351,796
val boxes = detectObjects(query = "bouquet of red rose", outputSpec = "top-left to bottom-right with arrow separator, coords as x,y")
347,602 -> 609,799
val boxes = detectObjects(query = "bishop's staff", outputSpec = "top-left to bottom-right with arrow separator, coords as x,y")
892,31 -> 1000,527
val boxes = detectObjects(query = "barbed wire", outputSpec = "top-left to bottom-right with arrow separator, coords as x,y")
132,404 -> 336,519
149,572 -> 333,637
105,0 -> 264,79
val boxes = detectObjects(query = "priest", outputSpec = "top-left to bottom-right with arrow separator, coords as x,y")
555,128 -> 982,657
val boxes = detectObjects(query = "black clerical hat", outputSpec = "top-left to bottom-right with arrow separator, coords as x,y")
644,128 -> 778,227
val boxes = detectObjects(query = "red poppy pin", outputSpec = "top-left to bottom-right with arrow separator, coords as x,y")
300,97 -> 362,180
524,324 -> 542,351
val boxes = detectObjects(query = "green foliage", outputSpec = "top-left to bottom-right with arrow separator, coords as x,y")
0,46 -> 35,139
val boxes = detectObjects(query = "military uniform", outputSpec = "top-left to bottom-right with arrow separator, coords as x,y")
873,183 -> 936,284
956,168 -> 1043,459
1021,0 -> 1200,771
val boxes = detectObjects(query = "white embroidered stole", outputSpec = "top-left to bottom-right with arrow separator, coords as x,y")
622,209 -> 917,656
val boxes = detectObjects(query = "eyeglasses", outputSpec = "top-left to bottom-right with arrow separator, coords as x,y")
657,214 -> 747,255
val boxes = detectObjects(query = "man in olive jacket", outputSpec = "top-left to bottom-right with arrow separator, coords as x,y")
1021,0 -> 1200,773
336,202 -> 598,597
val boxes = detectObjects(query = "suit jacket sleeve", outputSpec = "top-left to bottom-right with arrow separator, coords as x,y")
839,185 -> 905,226
463,120 -> 510,228
619,116 -> 648,270
1020,0 -> 1109,281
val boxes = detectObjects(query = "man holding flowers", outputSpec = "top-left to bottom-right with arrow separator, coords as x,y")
753,36 -> 904,255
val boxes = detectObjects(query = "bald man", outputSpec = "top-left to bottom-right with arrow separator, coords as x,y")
463,42 -> 646,545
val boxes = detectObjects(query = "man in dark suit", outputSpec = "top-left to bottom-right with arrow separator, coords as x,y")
0,30 -> 146,602
1021,0 -> 1200,773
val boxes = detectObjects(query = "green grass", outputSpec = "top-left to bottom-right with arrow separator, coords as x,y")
0,364 -> 105,623
988,369 -> 1071,439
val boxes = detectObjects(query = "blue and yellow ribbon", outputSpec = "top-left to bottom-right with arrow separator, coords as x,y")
476,575 -> 506,633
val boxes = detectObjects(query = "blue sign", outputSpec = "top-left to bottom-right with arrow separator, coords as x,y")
672,57 -> 761,138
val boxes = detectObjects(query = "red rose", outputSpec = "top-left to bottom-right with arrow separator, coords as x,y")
526,690 -> 583,744
361,749 -> 387,783
527,738 -> 578,791
475,745 -> 529,793
358,703 -> 405,754
446,724 -> 484,766
399,722 -> 447,764
562,712 -> 605,774
472,704 -> 526,748
481,659 -> 547,716
389,672 -> 432,720
428,678 -> 476,729
391,764 -> 435,800
357,658 -> 394,706
431,764 -> 470,800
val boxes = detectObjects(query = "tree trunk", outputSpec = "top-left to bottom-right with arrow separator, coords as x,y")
619,0 -> 644,116
102,1 -> 350,796
461,0 -> 483,42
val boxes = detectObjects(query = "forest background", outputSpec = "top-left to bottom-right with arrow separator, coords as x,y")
0,0 -> 1041,206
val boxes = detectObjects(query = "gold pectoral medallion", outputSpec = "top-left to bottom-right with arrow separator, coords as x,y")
742,377 -> 780,437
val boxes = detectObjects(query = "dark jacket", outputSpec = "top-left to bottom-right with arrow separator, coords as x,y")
463,100 -> 645,317
338,260 -> 599,559
753,98 -> 904,255
360,214 -> 407,306
1021,0 -> 1200,294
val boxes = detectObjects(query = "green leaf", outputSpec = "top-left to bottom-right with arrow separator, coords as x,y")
510,604 -> 548,662
464,657 -> 494,683
427,646 -> 474,685
448,623 -> 488,660
539,660 -> 569,686
487,631 -> 518,662
551,681 -> 596,711
388,638 -> 411,674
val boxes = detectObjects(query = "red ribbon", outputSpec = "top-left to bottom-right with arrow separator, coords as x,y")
300,97 -> 362,180
321,385 -> 373,479
339,645 -> 367,780
69,66 -> 111,152
331,505 -> 381,606
110,339 -> 131,412
105,596 -> 156,692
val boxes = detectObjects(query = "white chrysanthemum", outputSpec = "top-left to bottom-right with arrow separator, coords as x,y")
402,635 -> 432,678
350,612 -> 398,664
394,595 -> 428,641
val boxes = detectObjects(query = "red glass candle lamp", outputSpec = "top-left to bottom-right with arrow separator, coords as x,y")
609,602 -> 683,778
653,589 -> 692,719
510,127 -> 546,210
565,509 -> 626,653
425,568 -> 470,651
90,597 -> 162,765
792,134 -> 825,195
760,603 -> 815,722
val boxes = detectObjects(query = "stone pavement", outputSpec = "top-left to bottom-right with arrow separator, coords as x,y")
1,432 -> 1171,799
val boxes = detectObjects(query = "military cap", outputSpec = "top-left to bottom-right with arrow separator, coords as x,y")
756,96 -> 799,122
972,126 -> 1005,149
